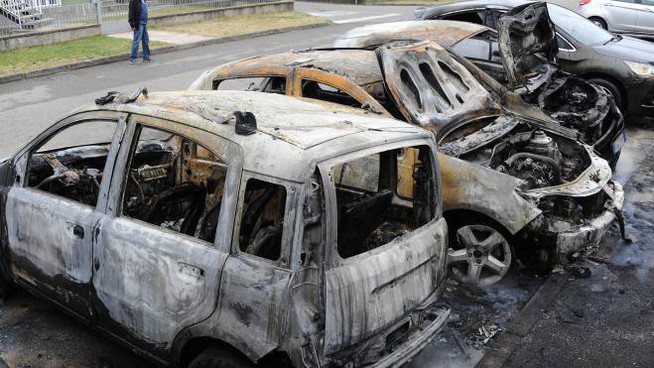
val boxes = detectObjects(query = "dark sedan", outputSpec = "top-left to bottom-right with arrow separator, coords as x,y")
415,0 -> 654,122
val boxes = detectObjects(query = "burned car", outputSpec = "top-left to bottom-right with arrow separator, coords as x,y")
0,89 -> 450,367
333,5 -> 626,168
190,40 -> 624,286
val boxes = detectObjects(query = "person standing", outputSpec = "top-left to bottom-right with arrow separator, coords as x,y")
128,0 -> 151,64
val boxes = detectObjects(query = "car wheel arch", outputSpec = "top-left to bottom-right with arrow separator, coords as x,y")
582,73 -> 627,110
588,16 -> 608,30
177,336 -> 254,368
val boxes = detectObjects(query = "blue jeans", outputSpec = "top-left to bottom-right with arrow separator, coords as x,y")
129,23 -> 150,61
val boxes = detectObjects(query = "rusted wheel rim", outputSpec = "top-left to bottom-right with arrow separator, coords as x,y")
447,224 -> 512,287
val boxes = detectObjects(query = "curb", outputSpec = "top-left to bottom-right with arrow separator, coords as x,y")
475,274 -> 566,368
0,22 -> 329,85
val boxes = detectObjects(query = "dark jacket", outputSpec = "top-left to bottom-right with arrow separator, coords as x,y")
128,0 -> 141,29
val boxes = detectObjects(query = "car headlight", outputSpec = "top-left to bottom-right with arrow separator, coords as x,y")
625,61 -> 654,78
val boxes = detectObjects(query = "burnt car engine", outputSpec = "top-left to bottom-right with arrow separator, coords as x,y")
490,129 -> 588,189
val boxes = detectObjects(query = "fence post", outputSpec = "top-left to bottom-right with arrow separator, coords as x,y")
94,0 -> 103,26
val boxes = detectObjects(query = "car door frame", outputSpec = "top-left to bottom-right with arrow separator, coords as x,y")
3,110 -> 126,321
91,113 -> 243,362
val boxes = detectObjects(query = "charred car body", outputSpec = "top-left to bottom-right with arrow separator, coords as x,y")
191,39 -> 624,286
0,90 -> 451,367
334,3 -> 626,168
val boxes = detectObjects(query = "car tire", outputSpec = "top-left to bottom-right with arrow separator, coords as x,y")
589,17 -> 608,30
188,346 -> 255,368
588,78 -> 624,110
446,221 -> 513,287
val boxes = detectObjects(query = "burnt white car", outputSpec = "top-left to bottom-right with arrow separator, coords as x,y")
0,90 -> 449,367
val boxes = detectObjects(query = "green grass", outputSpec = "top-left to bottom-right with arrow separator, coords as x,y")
0,35 -> 169,76
152,11 -> 329,38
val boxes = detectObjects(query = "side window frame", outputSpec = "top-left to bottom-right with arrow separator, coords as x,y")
232,172 -> 298,268
106,114 -> 243,252
291,68 -> 391,116
13,111 -> 126,211
556,33 -> 577,52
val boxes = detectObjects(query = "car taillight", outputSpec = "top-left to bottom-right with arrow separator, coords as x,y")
579,0 -> 591,5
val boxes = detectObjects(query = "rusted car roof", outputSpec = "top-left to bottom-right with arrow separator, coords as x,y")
82,90 -> 430,182
207,49 -> 384,90
333,20 -> 489,49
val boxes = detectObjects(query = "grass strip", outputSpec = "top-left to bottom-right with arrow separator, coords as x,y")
0,35 -> 169,76
152,11 -> 329,38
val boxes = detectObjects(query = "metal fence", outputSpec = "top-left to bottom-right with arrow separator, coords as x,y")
0,0 -> 280,36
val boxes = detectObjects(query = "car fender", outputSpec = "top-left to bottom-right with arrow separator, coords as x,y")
438,153 -> 541,235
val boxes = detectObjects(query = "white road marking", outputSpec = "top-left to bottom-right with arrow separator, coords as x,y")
332,13 -> 401,24
307,11 -> 358,17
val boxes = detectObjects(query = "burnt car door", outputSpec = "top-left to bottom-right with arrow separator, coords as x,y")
91,116 -> 240,359
4,111 -> 124,319
209,174 -> 296,360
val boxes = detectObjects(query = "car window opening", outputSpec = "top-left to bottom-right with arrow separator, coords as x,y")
215,76 -> 286,95
301,80 -> 362,108
122,125 -> 228,243
334,146 -> 435,258
238,178 -> 286,261
26,120 -> 118,207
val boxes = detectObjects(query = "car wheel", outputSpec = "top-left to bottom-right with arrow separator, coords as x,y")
588,78 -> 624,110
589,17 -> 607,30
188,346 -> 255,368
447,224 -> 512,287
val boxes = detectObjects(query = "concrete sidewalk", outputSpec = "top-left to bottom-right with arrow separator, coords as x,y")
109,30 -> 214,45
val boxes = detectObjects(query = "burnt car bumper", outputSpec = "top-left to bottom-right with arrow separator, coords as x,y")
520,181 -> 624,263
374,304 -> 450,368
327,300 -> 450,368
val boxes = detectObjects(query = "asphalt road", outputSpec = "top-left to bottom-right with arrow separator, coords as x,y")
0,1 -> 652,367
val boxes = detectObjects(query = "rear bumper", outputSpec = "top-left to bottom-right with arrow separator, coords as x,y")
372,304 -> 450,368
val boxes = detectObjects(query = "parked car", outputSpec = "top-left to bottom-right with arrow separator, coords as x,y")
578,0 -> 654,39
335,6 -> 626,169
415,0 -> 654,123
190,40 -> 625,286
0,89 -> 451,367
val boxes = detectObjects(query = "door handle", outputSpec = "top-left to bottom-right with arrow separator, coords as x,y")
72,225 -> 85,239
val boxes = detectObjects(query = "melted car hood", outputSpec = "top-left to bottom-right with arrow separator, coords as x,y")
497,2 -> 558,89
376,40 -> 501,132
593,35 -> 654,64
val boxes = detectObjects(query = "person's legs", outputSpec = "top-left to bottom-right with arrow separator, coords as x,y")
142,24 -> 151,61
129,24 -> 144,62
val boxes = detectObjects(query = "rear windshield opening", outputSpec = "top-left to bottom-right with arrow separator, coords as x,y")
333,145 -> 436,258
